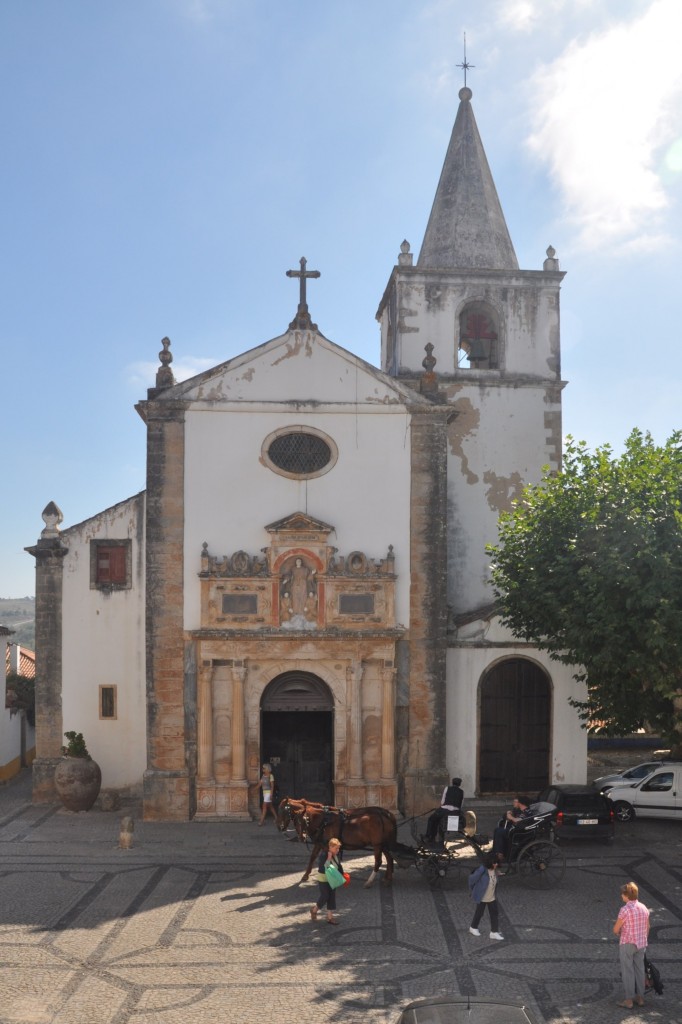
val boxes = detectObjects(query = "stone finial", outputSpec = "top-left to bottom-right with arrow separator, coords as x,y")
41,501 -> 63,538
398,240 -> 413,267
155,337 -> 175,389
422,343 -> 437,374
543,245 -> 560,271
420,343 -> 438,396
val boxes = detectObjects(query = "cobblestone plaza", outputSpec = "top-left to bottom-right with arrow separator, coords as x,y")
0,772 -> 679,1024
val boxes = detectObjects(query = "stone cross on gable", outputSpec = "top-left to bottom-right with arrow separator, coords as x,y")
286,257 -> 321,331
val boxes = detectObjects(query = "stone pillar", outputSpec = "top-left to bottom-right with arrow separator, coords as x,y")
231,663 -> 247,782
197,662 -> 214,784
404,407 -> 449,813
141,401 -> 189,820
347,661 -> 364,780
25,503 -> 68,803
380,663 -> 396,781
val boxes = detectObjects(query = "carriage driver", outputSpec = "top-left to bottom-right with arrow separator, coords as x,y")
425,777 -> 464,845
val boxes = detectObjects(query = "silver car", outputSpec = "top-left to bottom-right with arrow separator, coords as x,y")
592,760 -> 664,793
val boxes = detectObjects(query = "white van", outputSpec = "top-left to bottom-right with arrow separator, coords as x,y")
607,763 -> 682,822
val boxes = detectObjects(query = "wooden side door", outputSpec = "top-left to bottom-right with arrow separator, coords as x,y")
479,659 -> 551,794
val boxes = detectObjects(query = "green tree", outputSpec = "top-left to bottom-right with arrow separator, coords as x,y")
488,429 -> 682,757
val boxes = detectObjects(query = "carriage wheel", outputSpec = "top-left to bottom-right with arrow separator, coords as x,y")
420,855 -> 450,888
516,840 -> 565,888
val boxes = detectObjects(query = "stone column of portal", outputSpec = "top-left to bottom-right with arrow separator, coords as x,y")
197,662 -> 214,784
348,661 -> 364,780
231,664 -> 247,782
380,664 -> 396,781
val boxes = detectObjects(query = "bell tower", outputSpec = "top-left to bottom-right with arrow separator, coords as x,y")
377,85 -> 567,801
377,85 -> 566,614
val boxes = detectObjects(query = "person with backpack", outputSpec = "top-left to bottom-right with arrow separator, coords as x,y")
468,852 -> 504,941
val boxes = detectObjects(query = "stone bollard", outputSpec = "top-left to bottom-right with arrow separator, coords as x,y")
119,816 -> 135,849
464,810 -> 477,837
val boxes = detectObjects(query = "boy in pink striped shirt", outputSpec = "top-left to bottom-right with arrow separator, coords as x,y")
613,881 -> 650,1009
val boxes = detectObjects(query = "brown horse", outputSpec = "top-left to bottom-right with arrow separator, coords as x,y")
277,796 -> 397,887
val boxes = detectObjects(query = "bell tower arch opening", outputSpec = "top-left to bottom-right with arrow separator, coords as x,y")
457,303 -> 500,370
479,658 -> 551,794
261,671 -> 334,805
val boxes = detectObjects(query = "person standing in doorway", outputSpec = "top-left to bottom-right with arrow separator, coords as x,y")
469,852 -> 504,941
310,838 -> 343,925
613,881 -> 649,1009
258,764 -> 277,825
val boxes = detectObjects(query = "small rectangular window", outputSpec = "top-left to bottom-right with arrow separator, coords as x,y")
222,593 -> 258,614
99,685 -> 117,720
339,593 -> 375,615
91,540 -> 131,590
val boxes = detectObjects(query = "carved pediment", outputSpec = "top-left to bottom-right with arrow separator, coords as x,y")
264,512 -> 334,536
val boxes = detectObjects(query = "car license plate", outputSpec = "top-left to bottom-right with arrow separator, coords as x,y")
577,818 -> 598,825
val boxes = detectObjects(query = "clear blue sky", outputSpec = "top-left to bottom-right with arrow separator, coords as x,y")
2,0 -> 681,597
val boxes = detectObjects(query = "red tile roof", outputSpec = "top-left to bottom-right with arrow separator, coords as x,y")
5,644 -> 36,679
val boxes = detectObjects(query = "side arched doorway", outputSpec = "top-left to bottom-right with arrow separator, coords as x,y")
479,659 -> 551,794
261,672 -> 334,804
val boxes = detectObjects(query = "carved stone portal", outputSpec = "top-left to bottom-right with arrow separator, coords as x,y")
193,513 -> 402,820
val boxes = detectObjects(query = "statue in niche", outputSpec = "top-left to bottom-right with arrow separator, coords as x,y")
280,556 -> 317,630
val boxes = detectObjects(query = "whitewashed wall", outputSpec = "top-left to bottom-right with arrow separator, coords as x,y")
446,384 -> 556,614
446,628 -> 587,798
60,496 -> 147,792
179,335 -> 414,631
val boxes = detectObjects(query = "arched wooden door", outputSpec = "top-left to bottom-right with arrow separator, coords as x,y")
479,659 -> 551,794
261,672 -> 334,804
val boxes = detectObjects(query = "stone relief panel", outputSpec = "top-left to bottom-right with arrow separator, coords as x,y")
198,513 -> 397,633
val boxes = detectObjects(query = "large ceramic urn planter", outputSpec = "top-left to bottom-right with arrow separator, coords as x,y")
54,756 -> 102,812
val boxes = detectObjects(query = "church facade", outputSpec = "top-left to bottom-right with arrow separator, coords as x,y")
29,88 -> 586,821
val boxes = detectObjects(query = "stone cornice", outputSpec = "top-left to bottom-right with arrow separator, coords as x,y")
377,264 -> 566,320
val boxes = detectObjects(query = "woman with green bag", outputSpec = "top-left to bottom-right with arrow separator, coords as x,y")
310,838 -> 344,925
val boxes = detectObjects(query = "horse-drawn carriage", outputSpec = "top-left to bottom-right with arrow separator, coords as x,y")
393,804 -> 566,889
277,797 -> 566,890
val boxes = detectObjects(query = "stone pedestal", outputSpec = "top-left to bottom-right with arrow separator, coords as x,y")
143,769 -> 190,821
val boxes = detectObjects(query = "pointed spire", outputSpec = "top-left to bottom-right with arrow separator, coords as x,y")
417,88 -> 518,271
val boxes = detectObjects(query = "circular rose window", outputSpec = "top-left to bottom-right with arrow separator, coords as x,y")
262,427 -> 338,480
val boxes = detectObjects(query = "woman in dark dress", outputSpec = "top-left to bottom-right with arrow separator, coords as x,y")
310,838 -> 343,925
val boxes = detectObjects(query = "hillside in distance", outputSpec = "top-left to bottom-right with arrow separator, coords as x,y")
0,597 -> 36,651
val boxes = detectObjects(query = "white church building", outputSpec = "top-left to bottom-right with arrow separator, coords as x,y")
29,87 -> 586,820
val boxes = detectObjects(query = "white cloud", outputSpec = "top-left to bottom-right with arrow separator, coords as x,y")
526,0 -> 682,252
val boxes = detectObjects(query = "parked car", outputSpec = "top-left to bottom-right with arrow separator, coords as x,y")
592,760 -> 665,793
536,784 -> 614,842
395,996 -> 540,1023
607,763 -> 682,822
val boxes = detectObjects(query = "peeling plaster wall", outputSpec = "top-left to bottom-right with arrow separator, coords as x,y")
445,641 -> 587,796
183,406 -> 412,630
446,383 -> 560,614
60,495 -> 147,791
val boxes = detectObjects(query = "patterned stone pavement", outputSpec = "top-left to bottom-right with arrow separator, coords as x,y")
0,770 -> 680,1024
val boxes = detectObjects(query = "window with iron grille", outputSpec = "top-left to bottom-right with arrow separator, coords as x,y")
262,427 -> 337,479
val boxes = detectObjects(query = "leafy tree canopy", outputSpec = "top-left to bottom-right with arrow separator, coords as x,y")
488,429 -> 682,755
